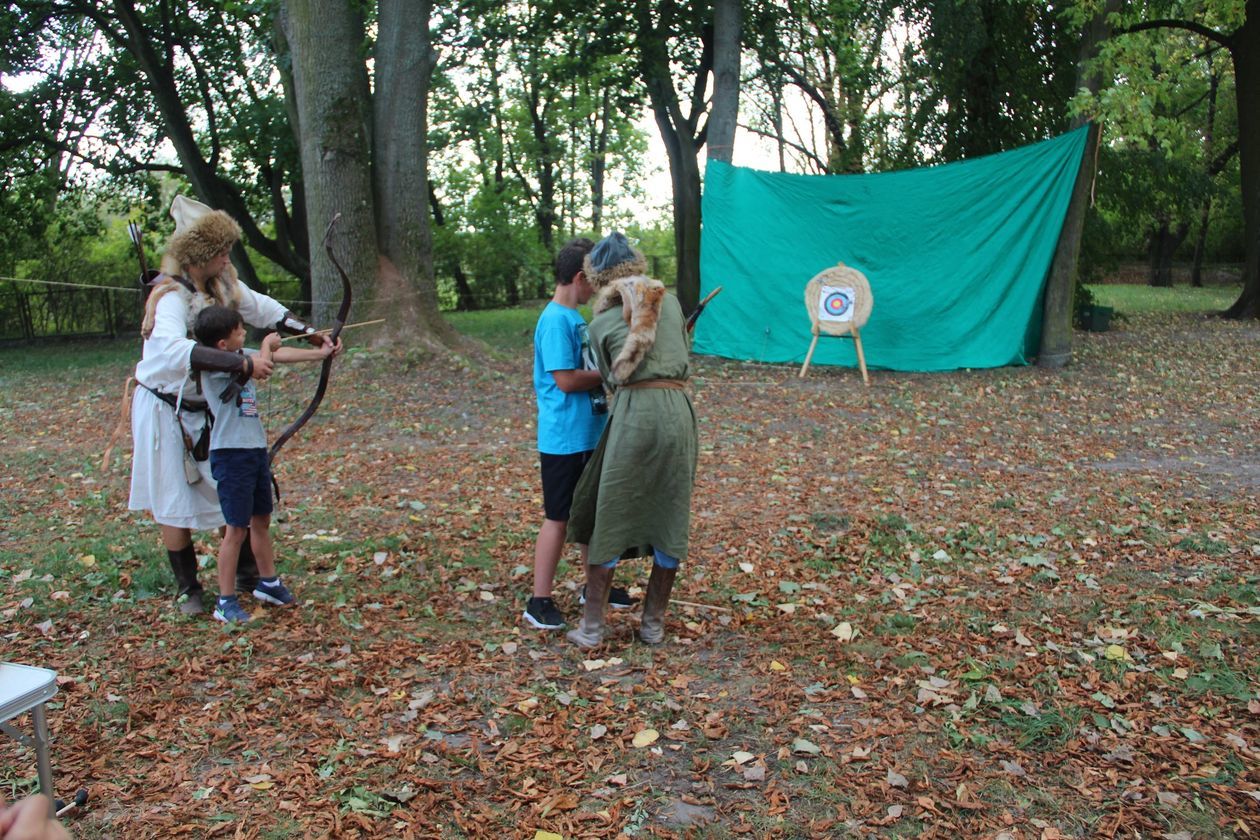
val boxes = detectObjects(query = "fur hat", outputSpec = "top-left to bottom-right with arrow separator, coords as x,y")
143,196 -> 243,338
164,209 -> 241,270
586,232 -> 665,384
584,231 -> 648,289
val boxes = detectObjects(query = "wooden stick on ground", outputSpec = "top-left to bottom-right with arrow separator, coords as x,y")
672,599 -> 734,612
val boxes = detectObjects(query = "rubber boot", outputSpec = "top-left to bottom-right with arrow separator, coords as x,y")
167,545 -> 204,615
567,564 -> 614,649
236,528 -> 261,596
639,564 -> 678,644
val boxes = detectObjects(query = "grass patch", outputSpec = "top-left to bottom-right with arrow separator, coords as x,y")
1086,282 -> 1241,314
445,303 -> 545,354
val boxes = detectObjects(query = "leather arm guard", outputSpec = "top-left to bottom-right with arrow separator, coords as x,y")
276,310 -> 318,338
190,345 -> 249,374
189,346 -> 252,404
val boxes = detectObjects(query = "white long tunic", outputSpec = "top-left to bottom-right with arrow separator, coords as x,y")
128,282 -> 286,529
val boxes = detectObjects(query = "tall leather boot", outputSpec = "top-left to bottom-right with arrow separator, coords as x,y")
639,564 -> 678,644
167,545 -> 204,616
236,528 -> 261,596
567,564 -> 614,649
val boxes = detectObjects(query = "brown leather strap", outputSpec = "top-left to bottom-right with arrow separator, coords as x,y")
618,378 -> 687,391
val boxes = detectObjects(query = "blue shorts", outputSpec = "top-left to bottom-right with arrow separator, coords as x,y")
210,448 -> 274,527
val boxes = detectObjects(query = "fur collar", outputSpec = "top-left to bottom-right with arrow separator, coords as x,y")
593,276 -> 665,384
140,266 -> 243,339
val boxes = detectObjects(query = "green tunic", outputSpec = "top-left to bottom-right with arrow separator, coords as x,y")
568,292 -> 698,565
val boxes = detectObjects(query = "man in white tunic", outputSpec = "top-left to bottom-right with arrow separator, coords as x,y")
129,196 -> 327,614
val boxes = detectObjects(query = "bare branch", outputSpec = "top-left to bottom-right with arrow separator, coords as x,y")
1119,19 -> 1232,51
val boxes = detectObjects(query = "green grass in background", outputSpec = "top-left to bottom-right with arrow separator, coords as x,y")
0,284 -> 1244,378
1087,283 -> 1242,315
445,303 -> 544,354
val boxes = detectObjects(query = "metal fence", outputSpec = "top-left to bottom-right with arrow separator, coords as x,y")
0,284 -> 144,343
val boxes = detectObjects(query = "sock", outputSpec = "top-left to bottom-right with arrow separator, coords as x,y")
260,576 -> 279,586
218,594 -> 237,604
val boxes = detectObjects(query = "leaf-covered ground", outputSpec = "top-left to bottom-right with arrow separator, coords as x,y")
1,309 -> 1257,839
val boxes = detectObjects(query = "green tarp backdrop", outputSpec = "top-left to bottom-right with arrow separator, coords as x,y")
694,126 -> 1089,371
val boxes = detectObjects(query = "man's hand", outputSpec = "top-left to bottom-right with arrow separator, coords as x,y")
0,795 -> 70,840
249,353 -> 275,382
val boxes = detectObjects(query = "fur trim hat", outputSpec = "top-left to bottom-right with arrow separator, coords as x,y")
165,209 -> 241,270
585,232 -> 665,384
584,231 -> 648,289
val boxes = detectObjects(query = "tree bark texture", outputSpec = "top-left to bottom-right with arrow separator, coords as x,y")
1223,0 -> 1259,317
281,0 -> 377,326
635,0 -> 709,314
707,0 -> 741,165
373,0 -> 452,339
1148,220 -> 1189,287
1038,0 -> 1120,369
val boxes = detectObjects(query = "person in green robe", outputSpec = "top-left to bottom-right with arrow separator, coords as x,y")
566,232 -> 698,648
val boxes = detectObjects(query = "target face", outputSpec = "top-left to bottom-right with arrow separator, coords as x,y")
819,286 -> 855,322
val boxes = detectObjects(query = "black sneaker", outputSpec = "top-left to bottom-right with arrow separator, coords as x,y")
581,584 -> 639,610
523,596 -> 566,630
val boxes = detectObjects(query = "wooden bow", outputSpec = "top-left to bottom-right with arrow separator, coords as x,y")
268,214 -> 352,467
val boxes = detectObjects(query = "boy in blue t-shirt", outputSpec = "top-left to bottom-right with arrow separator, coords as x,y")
194,305 -> 338,623
524,238 -> 636,630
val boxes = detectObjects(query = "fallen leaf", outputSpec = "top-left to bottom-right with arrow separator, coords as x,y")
831,622 -> 855,642
792,738 -> 821,755
742,764 -> 766,782
1000,760 -> 1026,777
632,729 -> 659,748
1104,644 -> 1130,661
886,768 -> 908,788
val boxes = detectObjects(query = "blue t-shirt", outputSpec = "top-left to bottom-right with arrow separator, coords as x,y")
533,302 -> 606,455
203,349 -> 268,451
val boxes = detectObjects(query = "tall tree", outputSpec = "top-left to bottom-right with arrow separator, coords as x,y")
281,0 -> 454,343
633,0 -> 713,312
1112,0 -> 1257,317
7,0 -> 307,293
1040,0 -> 1122,369
707,0 -> 741,166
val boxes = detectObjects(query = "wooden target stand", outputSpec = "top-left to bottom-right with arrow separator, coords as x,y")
798,262 -> 872,385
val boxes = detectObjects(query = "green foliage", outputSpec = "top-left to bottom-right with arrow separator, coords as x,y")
1072,2 -> 1243,270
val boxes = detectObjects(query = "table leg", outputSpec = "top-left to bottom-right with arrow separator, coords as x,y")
32,703 -> 55,816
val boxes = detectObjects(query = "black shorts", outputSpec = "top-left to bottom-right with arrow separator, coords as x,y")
540,451 -> 593,522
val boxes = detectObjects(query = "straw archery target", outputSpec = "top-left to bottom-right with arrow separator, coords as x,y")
804,262 -> 872,337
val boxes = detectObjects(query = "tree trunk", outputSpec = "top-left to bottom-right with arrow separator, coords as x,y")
1223,0 -> 1260,318
635,0 -> 709,313
590,87 -> 611,235
1038,0 -> 1119,369
373,0 -> 453,342
1191,195 -> 1212,287
707,0 -> 741,165
281,0 -> 377,326
1148,220 -> 1189,286
427,184 -> 475,311
1192,55 -> 1220,288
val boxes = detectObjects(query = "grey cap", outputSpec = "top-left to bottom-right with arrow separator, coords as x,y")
589,231 -> 637,272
